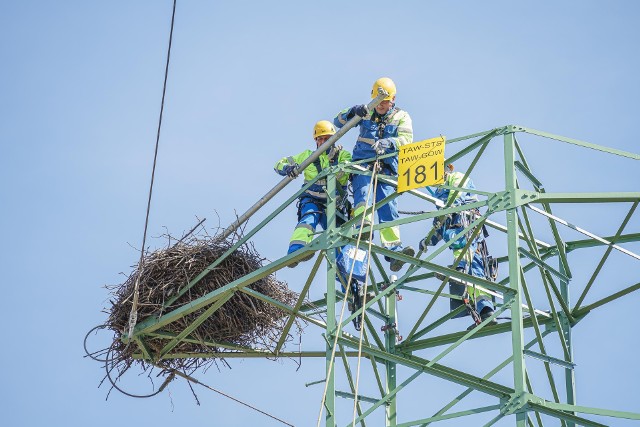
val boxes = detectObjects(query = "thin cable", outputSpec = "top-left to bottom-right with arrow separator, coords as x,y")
127,0 -> 178,339
352,161 -> 380,424
315,168 -> 377,427
170,369 -> 295,427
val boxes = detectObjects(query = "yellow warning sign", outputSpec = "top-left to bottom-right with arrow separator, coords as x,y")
397,136 -> 445,193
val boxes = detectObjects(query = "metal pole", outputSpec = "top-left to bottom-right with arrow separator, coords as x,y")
220,90 -> 388,241
386,275 -> 398,427
504,129 -> 527,426
560,258 -> 577,427
325,169 -> 338,426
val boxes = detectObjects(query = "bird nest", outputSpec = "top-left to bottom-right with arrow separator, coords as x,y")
103,232 -> 301,376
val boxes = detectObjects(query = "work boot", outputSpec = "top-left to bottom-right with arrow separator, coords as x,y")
350,283 -> 363,331
468,307 -> 497,330
287,261 -> 299,269
300,252 -> 314,262
389,246 -> 416,272
480,307 -> 497,324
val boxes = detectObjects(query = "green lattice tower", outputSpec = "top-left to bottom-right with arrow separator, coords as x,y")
124,125 -> 640,426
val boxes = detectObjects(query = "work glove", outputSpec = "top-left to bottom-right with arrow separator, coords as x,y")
371,138 -> 393,155
327,144 -> 343,160
282,164 -> 298,178
346,104 -> 369,120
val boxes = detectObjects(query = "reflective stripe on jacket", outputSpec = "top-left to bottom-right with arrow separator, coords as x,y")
432,171 -> 478,206
274,148 -> 352,198
334,106 -> 412,174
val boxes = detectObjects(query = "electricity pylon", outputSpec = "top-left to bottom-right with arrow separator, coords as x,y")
124,125 -> 640,426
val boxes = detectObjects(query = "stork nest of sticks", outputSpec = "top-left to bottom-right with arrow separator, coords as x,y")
103,232 -> 301,376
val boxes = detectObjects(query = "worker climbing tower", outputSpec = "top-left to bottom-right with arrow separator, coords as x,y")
95,121 -> 640,426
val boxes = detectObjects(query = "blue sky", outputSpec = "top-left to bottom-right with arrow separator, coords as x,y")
2,1 -> 639,426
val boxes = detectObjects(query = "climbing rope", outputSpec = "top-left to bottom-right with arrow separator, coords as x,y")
351,159 -> 380,425
126,0 -> 177,340
315,161 -> 379,427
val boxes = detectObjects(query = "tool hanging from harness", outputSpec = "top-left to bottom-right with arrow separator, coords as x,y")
465,221 -> 498,326
372,107 -> 398,139
370,107 -> 399,175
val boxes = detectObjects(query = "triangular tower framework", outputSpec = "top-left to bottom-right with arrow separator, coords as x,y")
123,124 -> 640,427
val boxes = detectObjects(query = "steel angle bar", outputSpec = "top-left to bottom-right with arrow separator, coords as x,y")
336,344 -> 367,425
134,337 -> 153,361
275,254 -> 323,353
515,160 -> 544,190
519,126 -> 640,160
337,241 -> 514,336
573,201 -> 639,311
350,370 -> 423,426
518,247 -> 569,282
133,351 -> 360,359
401,285 -> 462,299
523,350 -> 575,370
515,135 -> 573,280
239,287 -> 327,329
528,205 -> 640,261
519,269 -> 568,402
397,404 -> 503,427
535,402 -> 640,421
419,334 -> 550,427
565,232 -> 640,251
447,127 -> 503,144
527,404 -> 609,427
337,336 -> 513,398
442,131 -> 493,209
336,390 -> 378,405
362,311 -> 386,352
399,306 -> 554,352
574,282 -> 640,316
445,128 -> 499,164
480,413 -> 507,427
416,302 -> 511,370
365,239 -> 515,297
147,330 -> 258,352
159,291 -> 234,358
535,192 -> 640,203
406,305 -> 467,343
368,199 -> 488,232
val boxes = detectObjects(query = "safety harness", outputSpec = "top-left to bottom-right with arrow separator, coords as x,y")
372,106 -> 399,139
297,145 -> 351,223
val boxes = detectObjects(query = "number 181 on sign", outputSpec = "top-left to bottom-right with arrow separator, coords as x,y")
397,136 -> 445,193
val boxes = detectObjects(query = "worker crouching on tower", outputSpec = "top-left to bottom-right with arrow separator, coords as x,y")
333,77 -> 415,272
419,165 -> 498,328
274,120 -> 352,268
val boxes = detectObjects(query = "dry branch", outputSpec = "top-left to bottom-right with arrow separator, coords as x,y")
104,232 -> 301,376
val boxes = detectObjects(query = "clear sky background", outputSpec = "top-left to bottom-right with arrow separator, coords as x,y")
2,1 -> 639,426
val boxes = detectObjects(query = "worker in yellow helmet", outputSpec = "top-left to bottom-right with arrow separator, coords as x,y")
274,120 -> 352,267
334,77 -> 415,272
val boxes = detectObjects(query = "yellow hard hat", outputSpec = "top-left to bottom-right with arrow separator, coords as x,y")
371,77 -> 396,101
313,120 -> 336,139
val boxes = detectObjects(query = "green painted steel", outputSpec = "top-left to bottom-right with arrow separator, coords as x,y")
123,125 -> 640,426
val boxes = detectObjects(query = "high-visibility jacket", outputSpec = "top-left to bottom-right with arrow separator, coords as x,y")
432,171 -> 478,206
334,106 -> 413,174
274,148 -> 352,199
